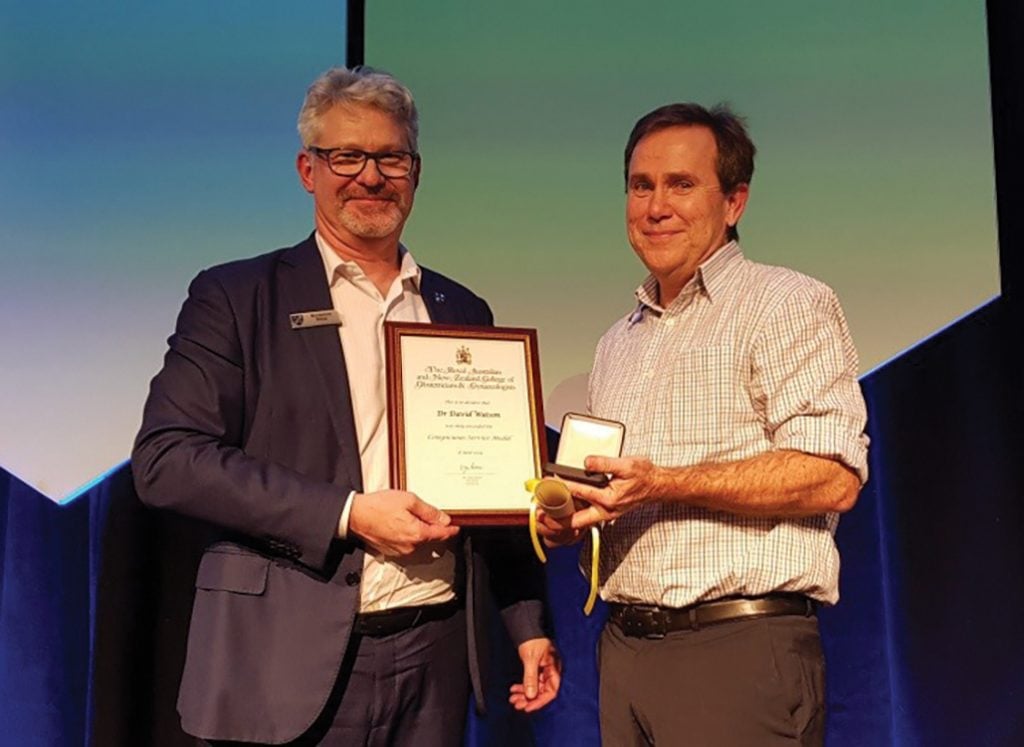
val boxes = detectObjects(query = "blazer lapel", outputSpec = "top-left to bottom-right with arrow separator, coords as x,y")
278,236 -> 363,493
421,269 -> 462,324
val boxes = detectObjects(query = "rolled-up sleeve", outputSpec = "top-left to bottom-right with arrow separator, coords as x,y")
751,283 -> 869,484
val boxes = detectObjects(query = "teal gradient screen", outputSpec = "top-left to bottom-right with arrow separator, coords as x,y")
0,1 -> 999,499
364,0 -> 999,425
0,0 -> 347,497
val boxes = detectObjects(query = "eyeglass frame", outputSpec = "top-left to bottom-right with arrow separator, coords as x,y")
306,146 -> 420,178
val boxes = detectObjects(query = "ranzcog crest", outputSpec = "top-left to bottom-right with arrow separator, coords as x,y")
456,345 -> 472,365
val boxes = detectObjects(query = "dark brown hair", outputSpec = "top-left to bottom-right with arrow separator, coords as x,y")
624,103 -> 755,241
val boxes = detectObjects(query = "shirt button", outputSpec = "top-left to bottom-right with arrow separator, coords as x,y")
345,572 -> 361,586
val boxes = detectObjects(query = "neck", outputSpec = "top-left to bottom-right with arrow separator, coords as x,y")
656,239 -> 729,307
316,218 -> 401,297
656,275 -> 689,308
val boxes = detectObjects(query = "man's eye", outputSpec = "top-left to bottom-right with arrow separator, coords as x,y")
377,153 -> 404,166
630,182 -> 653,194
332,151 -> 365,165
670,181 -> 695,192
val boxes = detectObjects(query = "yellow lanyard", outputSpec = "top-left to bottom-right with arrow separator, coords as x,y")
525,478 -> 601,615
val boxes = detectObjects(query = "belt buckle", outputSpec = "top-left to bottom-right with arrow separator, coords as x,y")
626,607 -> 667,639
647,608 -> 671,639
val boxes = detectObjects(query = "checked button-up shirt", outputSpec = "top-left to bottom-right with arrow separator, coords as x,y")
588,242 -> 869,607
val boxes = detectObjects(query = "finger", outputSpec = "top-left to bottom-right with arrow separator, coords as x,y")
420,523 -> 460,542
532,521 -> 558,538
533,514 -> 570,536
544,657 -> 563,692
558,477 -> 592,496
570,505 -> 612,530
523,688 -> 557,711
542,533 -> 580,548
540,509 -> 573,528
515,679 -> 557,712
508,693 -> 531,712
563,481 -> 608,506
508,681 -> 555,713
543,649 -> 563,674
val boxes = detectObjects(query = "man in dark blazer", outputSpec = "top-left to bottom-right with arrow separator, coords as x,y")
132,66 -> 560,746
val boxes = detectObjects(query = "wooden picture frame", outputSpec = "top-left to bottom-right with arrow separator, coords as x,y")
385,322 -> 547,525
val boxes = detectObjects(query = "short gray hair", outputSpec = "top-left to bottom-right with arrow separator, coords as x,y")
297,66 -> 419,150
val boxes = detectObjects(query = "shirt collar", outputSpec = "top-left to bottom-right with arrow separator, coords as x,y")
696,240 -> 743,303
629,241 -> 743,324
315,232 -> 422,290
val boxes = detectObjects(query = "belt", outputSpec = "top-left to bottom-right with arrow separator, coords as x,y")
352,599 -> 462,638
609,594 -> 816,639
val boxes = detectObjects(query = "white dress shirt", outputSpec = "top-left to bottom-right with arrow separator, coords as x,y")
316,234 -> 455,612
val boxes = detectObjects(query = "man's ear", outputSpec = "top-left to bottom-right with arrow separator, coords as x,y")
725,183 -> 749,229
296,150 -> 315,194
412,155 -> 422,188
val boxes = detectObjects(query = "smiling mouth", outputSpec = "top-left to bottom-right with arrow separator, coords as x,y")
346,196 -> 396,206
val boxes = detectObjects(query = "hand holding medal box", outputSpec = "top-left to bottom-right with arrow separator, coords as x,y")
526,413 -> 625,615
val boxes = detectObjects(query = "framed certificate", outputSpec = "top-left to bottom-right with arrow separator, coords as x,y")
385,322 -> 548,525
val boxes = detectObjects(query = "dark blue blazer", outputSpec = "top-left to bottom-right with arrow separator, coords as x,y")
132,235 -> 546,743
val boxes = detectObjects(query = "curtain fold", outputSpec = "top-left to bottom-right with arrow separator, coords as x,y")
2,299 -> 1023,745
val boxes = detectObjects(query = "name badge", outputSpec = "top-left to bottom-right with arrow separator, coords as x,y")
289,309 -> 343,329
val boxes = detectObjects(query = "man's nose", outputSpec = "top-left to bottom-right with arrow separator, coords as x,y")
355,157 -> 387,188
646,186 -> 672,220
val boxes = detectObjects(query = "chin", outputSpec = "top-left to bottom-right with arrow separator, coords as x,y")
637,249 -> 683,270
340,213 -> 403,240
350,224 -> 401,240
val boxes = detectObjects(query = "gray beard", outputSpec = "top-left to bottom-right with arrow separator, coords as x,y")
337,205 -> 403,239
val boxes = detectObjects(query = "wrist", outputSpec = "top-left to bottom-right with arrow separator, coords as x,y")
647,463 -> 668,502
650,463 -> 682,503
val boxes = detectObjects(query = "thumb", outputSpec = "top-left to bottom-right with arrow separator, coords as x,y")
522,652 -> 540,699
407,497 -> 452,526
584,454 -> 613,473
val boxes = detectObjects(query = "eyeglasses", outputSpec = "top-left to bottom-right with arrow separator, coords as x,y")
307,147 -> 419,178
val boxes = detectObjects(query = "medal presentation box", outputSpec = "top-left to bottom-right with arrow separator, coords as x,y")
545,412 -> 624,488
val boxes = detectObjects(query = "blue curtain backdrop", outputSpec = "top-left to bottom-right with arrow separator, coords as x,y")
2,296 -> 1023,746
5,1 -> 1024,741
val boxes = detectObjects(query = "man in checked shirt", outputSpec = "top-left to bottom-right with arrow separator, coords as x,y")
541,103 -> 869,746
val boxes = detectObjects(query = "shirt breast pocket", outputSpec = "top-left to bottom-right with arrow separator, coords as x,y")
661,345 -> 737,447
